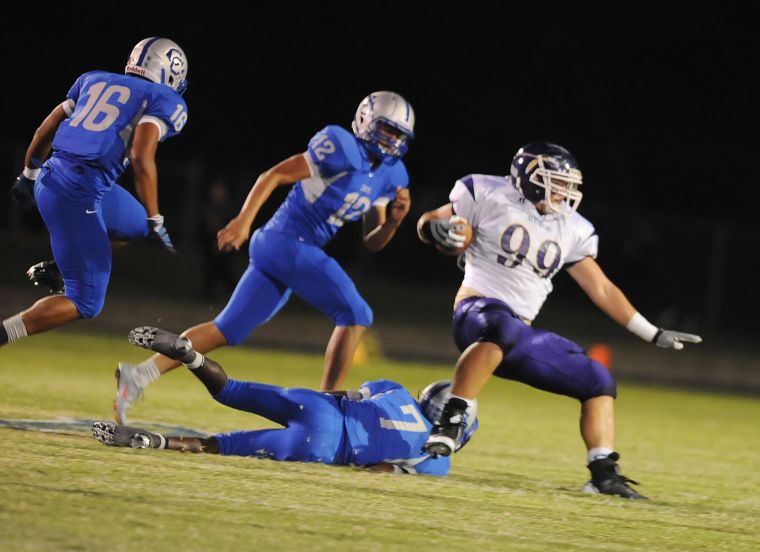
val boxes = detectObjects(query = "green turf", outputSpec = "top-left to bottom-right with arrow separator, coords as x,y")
1,332 -> 759,551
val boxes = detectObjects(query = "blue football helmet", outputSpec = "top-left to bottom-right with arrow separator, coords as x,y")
510,142 -> 583,214
352,91 -> 415,160
125,37 -> 189,95
418,379 -> 478,451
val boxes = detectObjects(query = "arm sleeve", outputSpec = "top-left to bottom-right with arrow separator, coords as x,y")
306,125 -> 360,178
358,379 -> 404,399
564,216 -> 599,265
65,75 -> 84,104
400,456 -> 450,476
373,162 -> 409,207
449,175 -> 479,224
143,90 -> 188,141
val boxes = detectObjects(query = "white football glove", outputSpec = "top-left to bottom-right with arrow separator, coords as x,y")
653,329 -> 702,350
429,216 -> 468,249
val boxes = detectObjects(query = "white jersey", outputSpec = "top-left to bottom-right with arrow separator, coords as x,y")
450,174 -> 598,321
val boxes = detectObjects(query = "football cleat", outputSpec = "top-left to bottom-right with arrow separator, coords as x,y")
419,382 -> 478,457
128,326 -> 196,363
423,426 -> 460,458
582,452 -> 647,499
113,362 -> 144,425
92,421 -> 164,449
26,260 -> 65,294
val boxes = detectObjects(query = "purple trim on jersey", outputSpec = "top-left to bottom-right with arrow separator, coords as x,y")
136,37 -> 160,66
460,175 -> 476,201
452,296 -> 616,401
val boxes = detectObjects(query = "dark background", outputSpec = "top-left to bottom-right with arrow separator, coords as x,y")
0,2 -> 756,341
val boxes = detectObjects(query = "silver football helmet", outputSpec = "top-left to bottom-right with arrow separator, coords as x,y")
351,91 -> 415,159
125,37 -> 189,95
418,379 -> 478,451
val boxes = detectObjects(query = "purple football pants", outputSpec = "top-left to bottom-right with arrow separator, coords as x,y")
452,297 -> 616,401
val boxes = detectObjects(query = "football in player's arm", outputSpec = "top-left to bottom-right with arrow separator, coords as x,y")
2,37 -> 189,348
94,327 -> 478,476
416,142 -> 702,499
113,92 -> 416,426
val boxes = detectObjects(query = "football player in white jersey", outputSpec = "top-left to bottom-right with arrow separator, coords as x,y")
416,142 -> 702,499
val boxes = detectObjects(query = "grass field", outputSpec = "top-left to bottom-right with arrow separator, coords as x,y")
1,332 -> 759,551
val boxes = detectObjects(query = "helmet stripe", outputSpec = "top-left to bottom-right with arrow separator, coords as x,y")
136,37 -> 160,67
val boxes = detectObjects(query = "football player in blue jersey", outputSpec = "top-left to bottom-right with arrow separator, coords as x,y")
113,92 -> 415,425
93,326 -> 477,476
2,37 -> 189,348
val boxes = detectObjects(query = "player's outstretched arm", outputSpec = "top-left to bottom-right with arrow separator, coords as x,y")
567,256 -> 702,350
11,104 -> 69,209
417,203 -> 470,256
362,187 -> 411,251
131,123 -> 176,253
217,153 -> 311,252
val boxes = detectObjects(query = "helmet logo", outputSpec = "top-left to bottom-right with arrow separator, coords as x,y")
166,49 -> 185,76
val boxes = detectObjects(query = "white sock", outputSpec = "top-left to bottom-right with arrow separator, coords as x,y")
133,359 -> 161,387
185,352 -> 205,370
3,315 -> 28,343
588,447 -> 614,463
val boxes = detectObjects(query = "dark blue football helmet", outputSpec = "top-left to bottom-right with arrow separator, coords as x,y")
510,142 -> 583,214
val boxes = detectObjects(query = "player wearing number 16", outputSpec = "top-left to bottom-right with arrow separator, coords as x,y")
417,142 -> 702,499
112,92 -> 415,425
1,38 -> 188,349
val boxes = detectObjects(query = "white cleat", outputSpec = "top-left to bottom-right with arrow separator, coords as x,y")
113,362 -> 143,425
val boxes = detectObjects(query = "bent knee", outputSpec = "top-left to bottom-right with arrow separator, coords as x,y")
67,291 -> 106,319
580,360 -> 617,400
334,302 -> 373,327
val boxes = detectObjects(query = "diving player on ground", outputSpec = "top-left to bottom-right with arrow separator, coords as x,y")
95,326 -> 477,476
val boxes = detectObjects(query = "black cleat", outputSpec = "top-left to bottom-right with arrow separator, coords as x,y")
92,421 -> 164,449
422,397 -> 469,458
26,260 -> 64,294
583,452 -> 647,499
128,326 -> 196,364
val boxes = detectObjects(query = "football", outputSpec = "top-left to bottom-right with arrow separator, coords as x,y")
435,217 -> 473,254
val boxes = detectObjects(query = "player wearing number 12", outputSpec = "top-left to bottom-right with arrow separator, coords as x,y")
113,92 -> 415,424
1,38 -> 188,349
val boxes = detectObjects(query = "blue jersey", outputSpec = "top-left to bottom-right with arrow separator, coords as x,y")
264,125 -> 409,247
45,70 -> 187,200
341,380 -> 450,475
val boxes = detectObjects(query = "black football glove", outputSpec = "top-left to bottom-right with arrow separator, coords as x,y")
10,173 -> 36,210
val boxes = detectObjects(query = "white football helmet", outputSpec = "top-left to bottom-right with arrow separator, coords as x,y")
125,37 -> 188,95
352,91 -> 415,159
418,379 -> 478,451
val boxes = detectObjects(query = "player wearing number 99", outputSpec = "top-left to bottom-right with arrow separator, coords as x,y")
1,37 -> 188,349
417,141 -> 702,499
112,91 -> 414,425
